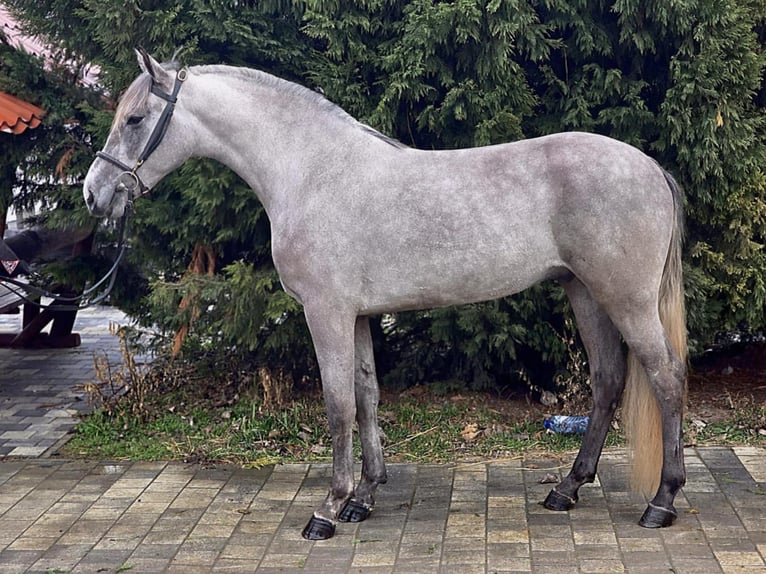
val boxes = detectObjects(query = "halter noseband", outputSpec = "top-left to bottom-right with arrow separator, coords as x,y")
96,67 -> 188,197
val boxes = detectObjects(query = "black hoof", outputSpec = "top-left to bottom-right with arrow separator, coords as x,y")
639,503 -> 677,528
301,515 -> 336,540
338,498 -> 373,523
543,488 -> 578,511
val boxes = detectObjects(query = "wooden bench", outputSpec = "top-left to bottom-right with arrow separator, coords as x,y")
0,227 -> 89,348
0,281 -> 82,348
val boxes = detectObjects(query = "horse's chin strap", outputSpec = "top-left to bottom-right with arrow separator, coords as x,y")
95,67 -> 188,199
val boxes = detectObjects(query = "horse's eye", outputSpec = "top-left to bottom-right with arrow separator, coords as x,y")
126,115 -> 144,126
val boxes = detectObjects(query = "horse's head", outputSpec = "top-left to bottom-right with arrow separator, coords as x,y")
83,49 -> 190,219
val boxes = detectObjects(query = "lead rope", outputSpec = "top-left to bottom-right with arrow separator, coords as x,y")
0,202 -> 133,312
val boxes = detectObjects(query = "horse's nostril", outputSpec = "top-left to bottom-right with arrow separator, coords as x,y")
86,189 -> 95,209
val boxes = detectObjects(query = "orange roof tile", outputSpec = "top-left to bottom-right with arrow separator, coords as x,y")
0,91 -> 44,134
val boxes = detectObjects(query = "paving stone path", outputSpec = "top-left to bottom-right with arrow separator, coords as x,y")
0,306 -> 764,573
0,305 -> 128,457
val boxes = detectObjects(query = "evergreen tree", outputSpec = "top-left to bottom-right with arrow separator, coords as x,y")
0,29 -> 102,281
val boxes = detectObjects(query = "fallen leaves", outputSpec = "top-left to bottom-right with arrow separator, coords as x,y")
461,423 -> 484,442
538,473 -> 559,484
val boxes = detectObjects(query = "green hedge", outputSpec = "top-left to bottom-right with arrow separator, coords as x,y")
3,0 -> 765,392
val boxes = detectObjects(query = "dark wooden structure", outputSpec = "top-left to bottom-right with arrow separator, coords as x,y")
0,226 -> 93,348
0,284 -> 81,348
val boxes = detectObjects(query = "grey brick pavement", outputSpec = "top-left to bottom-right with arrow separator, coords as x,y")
0,305 -> 764,573
0,305 -> 128,457
0,449 -> 764,573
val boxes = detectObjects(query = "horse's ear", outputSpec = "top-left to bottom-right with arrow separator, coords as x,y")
135,47 -> 157,77
135,48 -> 174,91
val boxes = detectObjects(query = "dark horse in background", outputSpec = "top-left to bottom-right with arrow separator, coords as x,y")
84,49 -> 687,540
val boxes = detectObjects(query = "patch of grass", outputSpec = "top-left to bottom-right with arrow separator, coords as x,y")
378,397 -> 612,461
65,387 -> 616,464
68,378 -> 763,464
65,341 -> 763,464
66,410 -> 203,460
65,394 -> 333,464
685,402 -> 766,447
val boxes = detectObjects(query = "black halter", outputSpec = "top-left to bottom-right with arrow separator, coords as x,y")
96,67 -> 188,197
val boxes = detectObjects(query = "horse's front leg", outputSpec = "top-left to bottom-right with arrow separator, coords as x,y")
338,316 -> 387,523
301,307 -> 357,541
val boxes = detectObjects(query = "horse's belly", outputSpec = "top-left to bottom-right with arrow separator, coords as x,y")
356,246 -> 563,314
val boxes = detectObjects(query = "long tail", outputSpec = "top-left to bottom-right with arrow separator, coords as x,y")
622,169 -> 687,495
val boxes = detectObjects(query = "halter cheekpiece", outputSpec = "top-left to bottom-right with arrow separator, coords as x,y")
96,67 -> 188,197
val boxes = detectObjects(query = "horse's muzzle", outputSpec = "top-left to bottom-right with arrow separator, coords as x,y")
85,186 -> 128,220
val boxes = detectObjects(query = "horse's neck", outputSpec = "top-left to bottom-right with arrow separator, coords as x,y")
186,70 -> 364,215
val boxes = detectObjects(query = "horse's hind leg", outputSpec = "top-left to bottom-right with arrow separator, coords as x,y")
621,322 -> 686,528
544,278 -> 627,511
338,316 -> 388,523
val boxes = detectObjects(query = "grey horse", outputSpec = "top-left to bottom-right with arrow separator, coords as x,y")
83,50 -> 687,540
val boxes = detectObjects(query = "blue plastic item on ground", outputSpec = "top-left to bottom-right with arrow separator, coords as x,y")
544,415 -> 590,434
